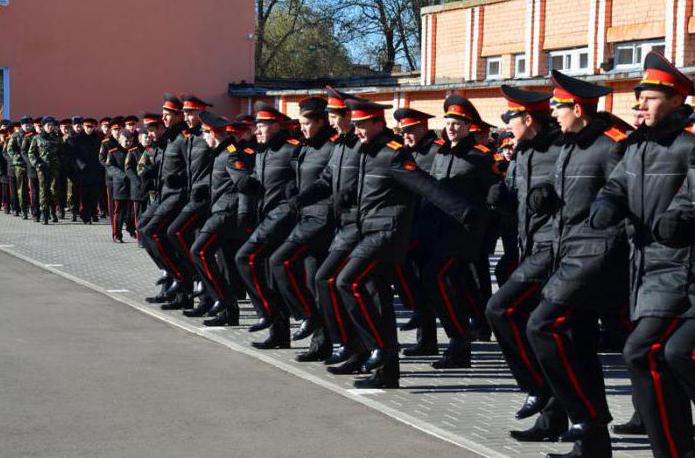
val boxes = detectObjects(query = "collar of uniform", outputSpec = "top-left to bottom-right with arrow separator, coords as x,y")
361,129 -> 397,156
561,112 -> 612,148
633,104 -> 694,144
516,122 -> 561,153
444,133 -> 476,155
215,136 -> 237,155
267,129 -> 290,150
413,130 -> 439,154
306,125 -> 334,149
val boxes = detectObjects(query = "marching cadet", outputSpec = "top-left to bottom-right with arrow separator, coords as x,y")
99,117 -> 124,221
291,86 -> 365,371
61,116 -> 84,222
125,126 -> 147,239
391,107 -> 442,357
7,116 -> 33,219
137,113 -> 166,203
104,124 -> 131,242
22,118 -> 43,220
124,115 -> 139,139
391,95 -> 499,370
524,70 -> 629,458
140,94 -> 192,307
57,118 -> 77,220
163,95 -> 214,312
0,122 -> 9,213
590,51 -> 695,458
271,96 -> 336,362
186,111 -> 251,326
72,118 -> 102,224
234,102 -> 301,349
331,98 -> 416,389
6,122 -> 20,216
485,85 -> 568,442
28,116 -> 62,225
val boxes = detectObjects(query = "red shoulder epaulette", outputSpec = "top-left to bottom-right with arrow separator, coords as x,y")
243,147 -> 255,155
474,144 -> 490,154
107,147 -> 117,153
101,138 -> 109,144
286,138 -> 300,146
25,132 -> 35,137
684,124 -> 695,136
128,146 -> 139,152
434,138 -> 446,146
603,126 -> 628,142
330,133 -> 340,142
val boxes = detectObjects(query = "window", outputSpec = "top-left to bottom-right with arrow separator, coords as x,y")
614,40 -> 666,70
548,48 -> 590,75
514,54 -> 527,78
0,68 -> 8,119
486,57 -> 502,80
0,1 -> 8,6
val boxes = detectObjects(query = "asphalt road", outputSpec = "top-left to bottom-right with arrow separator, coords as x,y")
0,251 -> 471,458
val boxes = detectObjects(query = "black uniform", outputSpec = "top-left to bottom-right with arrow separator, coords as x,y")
20,132 -> 40,217
591,105 -> 695,458
125,145 -> 147,236
71,131 -> 101,223
234,129 -> 301,343
526,112 -> 628,435
104,143 -> 130,241
269,125 -> 336,350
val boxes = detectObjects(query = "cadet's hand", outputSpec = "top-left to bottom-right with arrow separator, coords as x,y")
288,195 -> 302,214
284,181 -> 298,200
486,181 -> 505,207
339,187 -> 356,208
653,209 -> 695,248
588,198 -> 622,230
527,183 -> 560,215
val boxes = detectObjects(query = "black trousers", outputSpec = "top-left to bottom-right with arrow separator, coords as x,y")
270,241 -> 323,322
316,249 -> 361,348
112,199 -> 128,241
28,174 -> 39,216
140,195 -> 187,284
527,301 -> 611,425
78,182 -> 99,223
191,212 -> 245,308
335,254 -> 398,353
623,317 -> 695,458
236,240 -> 288,321
166,201 -> 209,290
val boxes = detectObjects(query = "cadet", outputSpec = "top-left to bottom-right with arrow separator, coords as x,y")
28,116 -> 61,225
7,116 -> 33,219
591,51 -> 695,458
72,118 -> 102,224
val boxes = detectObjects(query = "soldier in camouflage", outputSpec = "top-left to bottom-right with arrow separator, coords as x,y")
28,116 -> 61,224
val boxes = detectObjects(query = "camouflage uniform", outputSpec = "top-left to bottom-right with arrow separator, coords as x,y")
7,129 -> 31,217
28,131 -> 61,222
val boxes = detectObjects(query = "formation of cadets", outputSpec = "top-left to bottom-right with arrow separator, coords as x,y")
1,51 -> 694,458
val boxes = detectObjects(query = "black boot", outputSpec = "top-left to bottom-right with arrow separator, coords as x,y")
249,317 -> 273,333
71,213 -> 77,222
203,302 -> 240,326
516,390 -> 551,420
292,318 -> 315,341
611,411 -> 645,435
145,280 -> 175,304
402,319 -> 438,356
432,337 -> 471,369
252,318 -> 290,349
296,328 -> 332,362
42,212 -> 49,225
51,211 -> 59,223
327,352 -> 369,375
324,345 -> 352,365
183,297 -> 214,317
399,311 -> 421,331
547,424 -> 612,458
161,292 -> 193,311
353,355 -> 399,389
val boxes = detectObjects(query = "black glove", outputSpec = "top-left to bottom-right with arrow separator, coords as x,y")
236,174 -> 262,194
653,209 -> 695,248
527,183 -> 560,215
284,180 -> 298,200
588,198 -> 623,230
486,181 -> 505,207
339,187 -> 356,208
191,185 -> 210,203
288,195 -> 302,214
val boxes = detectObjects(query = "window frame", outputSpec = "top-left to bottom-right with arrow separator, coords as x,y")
613,40 -> 666,71
514,53 -> 527,78
548,47 -> 590,76
486,56 -> 502,80
0,68 -> 8,119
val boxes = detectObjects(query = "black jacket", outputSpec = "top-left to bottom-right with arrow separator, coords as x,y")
296,128 -> 361,252
287,126 -> 336,246
72,132 -> 102,186
392,133 -> 500,260
125,146 -> 146,202
184,126 -> 214,202
350,129 -> 416,263
508,124 -> 562,256
158,122 -> 189,202
105,144 -> 130,200
591,105 -> 695,319
540,113 -> 628,306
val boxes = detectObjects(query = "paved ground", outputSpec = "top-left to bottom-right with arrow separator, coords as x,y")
0,212 -> 653,457
0,250 -> 469,458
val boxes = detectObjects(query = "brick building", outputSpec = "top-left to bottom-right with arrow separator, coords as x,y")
235,0 -> 695,130
0,0 -> 255,120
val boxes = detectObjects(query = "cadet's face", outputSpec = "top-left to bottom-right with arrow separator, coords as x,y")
125,123 -> 137,134
84,125 -> 95,135
507,114 -> 531,142
73,124 -> 84,134
21,123 -> 31,132
162,110 -> 182,128
202,127 -> 216,148
299,115 -> 324,140
60,125 -> 70,135
638,90 -> 682,127
147,125 -> 164,141
101,124 -> 109,135
551,104 -> 582,133
183,110 -> 201,128
445,118 -> 469,144
401,124 -> 427,147
34,124 -> 42,133
43,123 -> 55,133
354,118 -> 383,144
255,121 -> 280,144
328,112 -> 351,134
111,126 -> 121,139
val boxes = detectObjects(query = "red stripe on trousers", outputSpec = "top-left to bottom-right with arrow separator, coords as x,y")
152,220 -> 184,281
283,245 -> 312,317
112,200 -> 119,240
248,245 -> 272,315
198,233 -> 225,300
504,283 -> 544,388
395,264 -> 417,310
328,256 -> 350,343
647,319 -> 681,458
175,213 -> 199,261
551,309 -> 597,419
437,257 -> 466,336
351,260 -> 384,349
